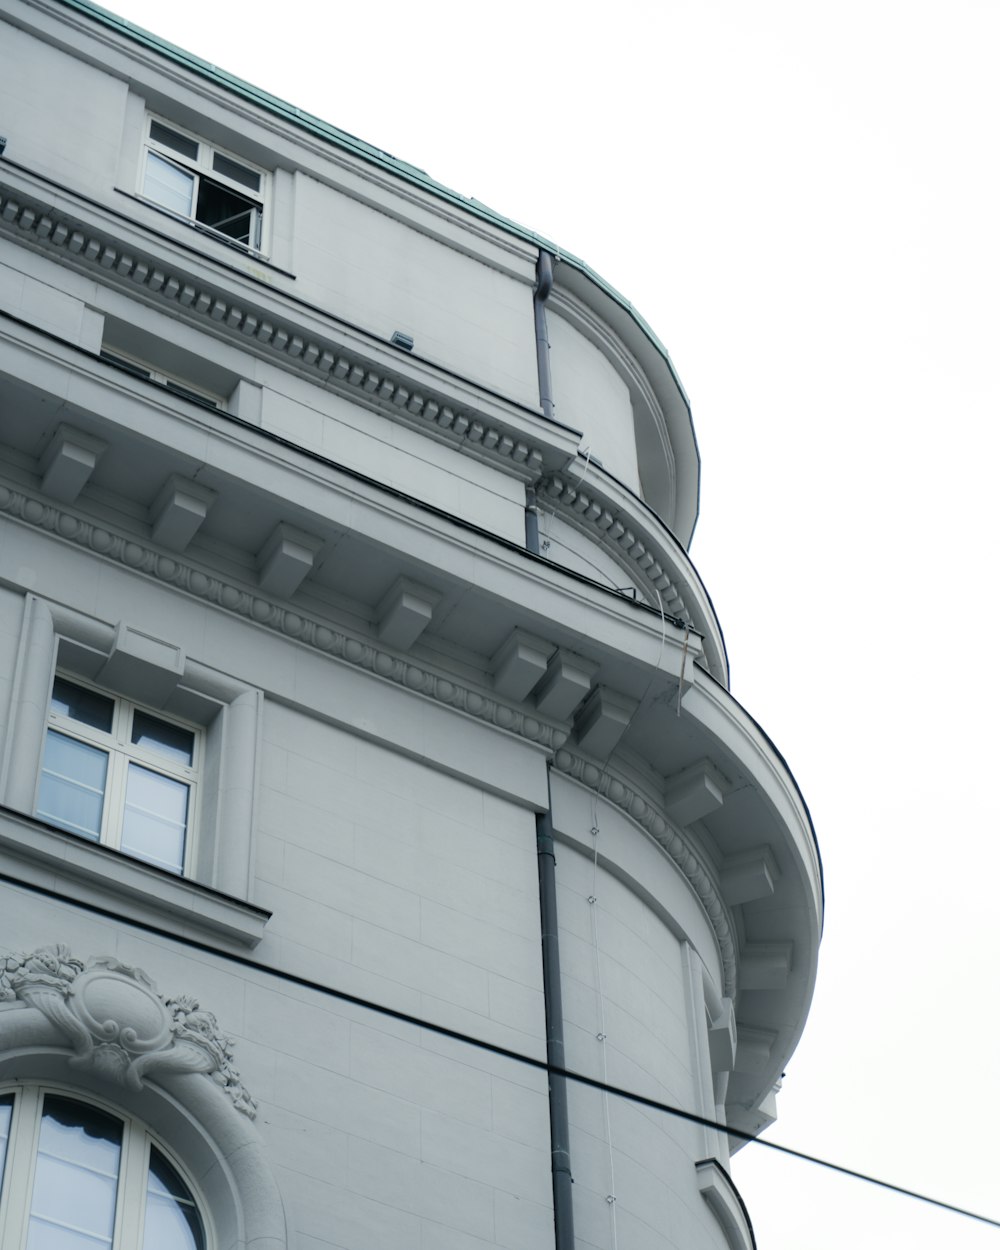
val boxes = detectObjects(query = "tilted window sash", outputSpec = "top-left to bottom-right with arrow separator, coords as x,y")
142,120 -> 264,252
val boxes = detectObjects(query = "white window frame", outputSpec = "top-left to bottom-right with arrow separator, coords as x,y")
140,115 -> 266,253
37,673 -> 201,877
99,347 -> 225,411
0,1084 -> 211,1250
1,596 -> 268,946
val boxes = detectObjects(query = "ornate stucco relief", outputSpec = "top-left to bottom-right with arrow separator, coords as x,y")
0,944 -> 256,1117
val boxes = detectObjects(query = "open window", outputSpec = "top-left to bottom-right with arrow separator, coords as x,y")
141,117 -> 265,252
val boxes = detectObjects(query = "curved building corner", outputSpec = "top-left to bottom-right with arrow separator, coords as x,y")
0,4 -> 822,1249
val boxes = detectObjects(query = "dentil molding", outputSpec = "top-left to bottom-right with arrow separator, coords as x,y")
0,477 -> 739,990
1,181 -> 717,648
0,184 -> 545,479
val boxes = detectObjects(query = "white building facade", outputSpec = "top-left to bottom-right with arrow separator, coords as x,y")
0,3 -> 823,1248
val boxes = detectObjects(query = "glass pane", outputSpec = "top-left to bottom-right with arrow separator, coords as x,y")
0,1093 -> 12,1188
121,765 -> 189,873
144,152 -> 195,217
144,1147 -> 205,1250
149,120 -> 198,160
195,178 -> 255,244
28,1097 -> 122,1250
51,678 -> 114,732
131,711 -> 194,765
37,731 -> 108,839
212,151 -> 260,192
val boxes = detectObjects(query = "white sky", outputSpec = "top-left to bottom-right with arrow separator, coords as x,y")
96,1 -> 1000,1244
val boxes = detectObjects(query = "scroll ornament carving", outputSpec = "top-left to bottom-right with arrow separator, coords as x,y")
0,945 -> 256,1118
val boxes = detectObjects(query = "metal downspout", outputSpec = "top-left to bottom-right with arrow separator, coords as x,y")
527,250 -> 555,552
537,783 -> 576,1250
534,249 -> 555,422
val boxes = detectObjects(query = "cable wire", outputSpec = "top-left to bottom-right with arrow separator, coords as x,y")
588,803 -> 620,1250
0,861 -> 997,1230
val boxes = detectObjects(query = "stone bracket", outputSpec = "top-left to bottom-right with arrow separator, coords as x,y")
150,474 -> 217,551
720,846 -> 779,906
663,757 -> 728,827
256,522 -> 323,598
376,576 -> 441,651
490,628 -> 555,701
534,649 -> 598,720
39,423 -> 107,503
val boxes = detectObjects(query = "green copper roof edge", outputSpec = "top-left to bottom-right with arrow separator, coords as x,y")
51,0 -> 694,422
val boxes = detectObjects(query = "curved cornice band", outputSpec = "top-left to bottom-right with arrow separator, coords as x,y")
0,477 -> 740,994
0,183 -> 725,680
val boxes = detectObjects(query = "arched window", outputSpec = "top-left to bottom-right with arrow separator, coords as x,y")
0,1086 -> 207,1249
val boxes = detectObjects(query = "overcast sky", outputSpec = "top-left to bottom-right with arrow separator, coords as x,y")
96,1 -> 1000,1244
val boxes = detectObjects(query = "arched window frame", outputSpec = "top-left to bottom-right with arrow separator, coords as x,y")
0,1082 -> 211,1249
0,943 -> 289,1250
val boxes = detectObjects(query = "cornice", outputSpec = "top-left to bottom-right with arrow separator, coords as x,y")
541,473 -> 691,617
552,748 -> 737,997
547,285 -> 678,492
0,477 -> 568,755
537,471 -> 729,683
0,181 -> 549,476
0,475 -> 740,993
0,179 -> 727,678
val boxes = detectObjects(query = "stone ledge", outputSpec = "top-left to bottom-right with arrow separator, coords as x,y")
0,806 -> 270,948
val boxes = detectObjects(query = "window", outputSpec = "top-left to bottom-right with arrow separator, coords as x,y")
36,675 -> 199,876
0,1087 -> 206,1249
141,117 -> 264,251
99,349 -> 223,411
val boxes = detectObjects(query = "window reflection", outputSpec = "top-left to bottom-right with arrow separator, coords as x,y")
144,1148 -> 205,1250
28,1096 -> 122,1250
0,1091 -> 208,1250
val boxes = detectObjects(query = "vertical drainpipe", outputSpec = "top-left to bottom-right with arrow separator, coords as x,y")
537,776 -> 576,1250
527,249 -> 556,553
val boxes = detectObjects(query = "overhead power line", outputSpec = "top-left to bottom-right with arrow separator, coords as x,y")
0,861 -> 996,1231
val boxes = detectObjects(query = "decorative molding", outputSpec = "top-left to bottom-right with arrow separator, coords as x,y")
1,477 -> 740,993
0,945 -> 256,1117
0,186 -> 545,477
552,746 -> 738,996
538,473 -> 689,620
0,480 -> 570,754
0,182 -> 735,680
